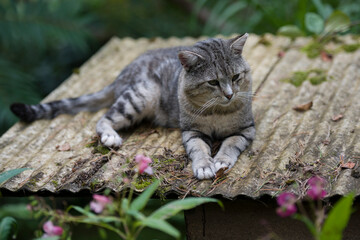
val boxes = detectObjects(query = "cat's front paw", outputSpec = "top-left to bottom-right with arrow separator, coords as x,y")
192,158 -> 215,180
100,131 -> 123,147
214,155 -> 236,172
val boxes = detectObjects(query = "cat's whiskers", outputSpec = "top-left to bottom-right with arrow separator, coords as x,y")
190,98 -> 218,122
235,91 -> 269,100
193,98 -> 217,116
234,91 -> 254,102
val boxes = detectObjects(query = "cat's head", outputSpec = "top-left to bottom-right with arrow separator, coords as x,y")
178,34 -> 252,110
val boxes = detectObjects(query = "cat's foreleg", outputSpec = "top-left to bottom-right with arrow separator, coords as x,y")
182,131 -> 215,179
96,116 -> 123,147
214,125 -> 255,172
96,93 -> 145,147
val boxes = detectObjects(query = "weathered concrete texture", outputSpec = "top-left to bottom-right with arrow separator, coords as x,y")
0,34 -> 359,199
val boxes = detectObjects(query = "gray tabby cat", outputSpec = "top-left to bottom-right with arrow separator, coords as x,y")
11,33 -> 255,179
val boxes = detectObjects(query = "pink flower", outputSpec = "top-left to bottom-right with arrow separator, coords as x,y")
135,154 -> 153,175
277,192 -> 297,205
276,192 -> 297,217
276,203 -> 297,217
90,201 -> 105,213
26,204 -> 33,211
42,221 -> 63,237
307,176 -> 327,200
93,194 -> 112,204
90,194 -> 112,214
123,177 -> 130,184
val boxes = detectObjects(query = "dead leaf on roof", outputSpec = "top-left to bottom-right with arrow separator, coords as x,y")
320,51 -> 333,62
331,114 -> 343,122
278,51 -> 285,58
215,167 -> 229,179
56,142 -> 71,151
293,101 -> 313,112
341,161 -> 356,169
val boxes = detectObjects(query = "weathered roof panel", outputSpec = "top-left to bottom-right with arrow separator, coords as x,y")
0,34 -> 359,199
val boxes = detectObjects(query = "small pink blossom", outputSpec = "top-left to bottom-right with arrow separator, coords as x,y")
276,192 -> 297,217
277,192 -> 297,205
90,201 -> 105,213
123,177 -> 130,184
90,194 -> 112,214
26,204 -> 33,211
276,203 -> 297,217
307,176 -> 327,200
135,154 -> 153,175
93,194 -> 112,204
42,221 -> 63,237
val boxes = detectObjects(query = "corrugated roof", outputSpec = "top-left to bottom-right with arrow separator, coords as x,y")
0,34 -> 359,199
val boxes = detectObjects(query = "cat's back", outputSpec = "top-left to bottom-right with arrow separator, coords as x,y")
115,46 -> 185,86
113,45 -> 186,127
135,46 -> 185,68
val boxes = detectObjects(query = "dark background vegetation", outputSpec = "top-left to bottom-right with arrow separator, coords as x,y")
0,0 -> 359,135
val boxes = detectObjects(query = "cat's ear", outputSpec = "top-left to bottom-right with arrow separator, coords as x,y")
230,33 -> 248,55
178,50 -> 205,71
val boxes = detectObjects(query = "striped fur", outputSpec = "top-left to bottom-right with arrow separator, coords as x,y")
10,34 -> 255,179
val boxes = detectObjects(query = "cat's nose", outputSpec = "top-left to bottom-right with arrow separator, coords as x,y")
225,93 -> 233,100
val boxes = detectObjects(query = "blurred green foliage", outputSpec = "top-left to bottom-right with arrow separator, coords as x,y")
0,0 -> 359,135
0,197 -> 187,240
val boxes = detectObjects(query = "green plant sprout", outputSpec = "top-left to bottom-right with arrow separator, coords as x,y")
277,0 -> 358,58
276,176 -> 354,240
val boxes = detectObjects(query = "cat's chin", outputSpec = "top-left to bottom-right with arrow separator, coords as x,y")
218,100 -> 233,106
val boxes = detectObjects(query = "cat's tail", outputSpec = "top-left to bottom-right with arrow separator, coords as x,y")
10,83 -> 115,122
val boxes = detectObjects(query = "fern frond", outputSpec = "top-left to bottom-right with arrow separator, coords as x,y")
0,57 -> 41,133
0,0 -> 93,54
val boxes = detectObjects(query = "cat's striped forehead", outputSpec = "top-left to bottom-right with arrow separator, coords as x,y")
192,38 -> 240,78
193,38 -> 231,62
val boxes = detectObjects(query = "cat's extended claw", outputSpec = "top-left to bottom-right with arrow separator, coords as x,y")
100,132 -> 123,147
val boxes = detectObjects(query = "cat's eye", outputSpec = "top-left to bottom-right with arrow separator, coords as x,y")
208,80 -> 219,86
232,74 -> 240,81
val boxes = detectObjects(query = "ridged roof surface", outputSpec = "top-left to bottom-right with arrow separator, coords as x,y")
0,34 -> 359,199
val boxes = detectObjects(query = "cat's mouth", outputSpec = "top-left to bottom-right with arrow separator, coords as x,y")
218,99 -> 233,106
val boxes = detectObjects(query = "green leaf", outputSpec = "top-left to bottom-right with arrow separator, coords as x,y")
130,179 -> 160,212
33,237 -> 59,240
0,217 -> 17,240
323,11 -> 351,35
219,1 -> 246,22
93,216 -> 121,223
277,25 -> 305,38
305,12 -> 324,34
71,206 -> 97,218
140,218 -> 180,239
0,168 -> 30,184
320,193 -> 354,240
293,214 -> 318,237
217,1 -> 246,33
126,209 -> 146,221
0,204 -> 32,219
311,0 -> 333,19
121,198 -> 129,213
98,228 -> 107,239
150,197 -> 222,220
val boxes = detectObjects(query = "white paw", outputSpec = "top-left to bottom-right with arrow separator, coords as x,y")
100,131 -> 123,147
214,156 -> 235,172
192,158 -> 215,180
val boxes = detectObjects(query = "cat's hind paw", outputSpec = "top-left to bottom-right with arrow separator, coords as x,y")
192,159 -> 216,179
100,131 -> 123,148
